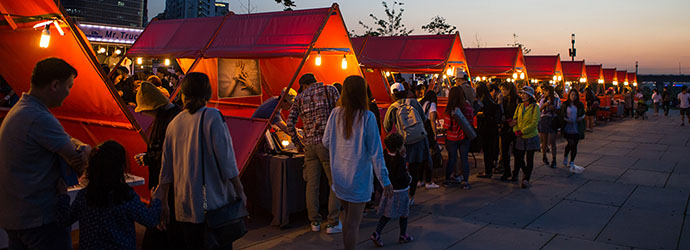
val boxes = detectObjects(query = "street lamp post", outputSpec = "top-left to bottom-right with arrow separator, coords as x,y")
569,34 -> 576,61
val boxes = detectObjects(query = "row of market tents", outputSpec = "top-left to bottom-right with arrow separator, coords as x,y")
0,1 -> 638,198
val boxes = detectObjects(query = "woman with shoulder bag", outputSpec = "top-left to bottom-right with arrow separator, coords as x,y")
537,85 -> 560,169
419,88 -> 441,189
442,86 -> 474,189
157,72 -> 247,250
513,86 -> 541,188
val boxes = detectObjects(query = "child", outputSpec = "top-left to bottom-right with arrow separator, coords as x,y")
56,140 -> 163,250
370,133 -> 413,247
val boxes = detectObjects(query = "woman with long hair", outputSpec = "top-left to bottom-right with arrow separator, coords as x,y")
443,86 -> 474,189
538,85 -> 560,168
513,86 -> 540,188
475,83 -> 501,178
499,82 -> 519,181
323,75 -> 393,250
158,72 -> 247,250
560,88 -> 586,171
418,88 -> 441,189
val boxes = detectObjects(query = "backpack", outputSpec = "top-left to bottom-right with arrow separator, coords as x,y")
395,99 -> 427,144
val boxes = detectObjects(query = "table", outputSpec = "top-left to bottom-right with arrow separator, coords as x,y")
242,153 -> 330,228
0,174 -> 145,249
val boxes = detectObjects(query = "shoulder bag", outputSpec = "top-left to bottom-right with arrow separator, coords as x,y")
199,108 -> 249,249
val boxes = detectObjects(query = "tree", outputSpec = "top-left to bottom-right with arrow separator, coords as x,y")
474,33 -> 486,48
275,0 -> 296,11
421,16 -> 456,35
357,1 -> 413,37
507,33 -> 531,54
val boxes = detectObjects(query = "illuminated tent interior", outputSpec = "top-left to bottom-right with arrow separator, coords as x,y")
627,72 -> 637,86
561,60 -> 587,88
603,68 -> 619,90
585,64 -> 604,93
464,47 -> 527,81
617,70 -> 629,88
0,0 -> 148,195
350,33 -> 468,107
127,4 -> 361,173
524,55 -> 563,85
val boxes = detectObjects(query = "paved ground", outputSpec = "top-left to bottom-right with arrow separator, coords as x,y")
233,110 -> 690,250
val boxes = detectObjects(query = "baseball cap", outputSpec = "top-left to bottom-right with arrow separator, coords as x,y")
390,82 -> 405,95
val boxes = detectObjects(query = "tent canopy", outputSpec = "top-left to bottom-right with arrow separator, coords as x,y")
127,4 -> 360,173
127,16 -> 224,58
0,0 -> 148,195
627,73 -> 637,84
586,65 -> 604,82
524,55 -> 562,81
351,33 -> 467,104
464,47 -> 526,78
603,68 -> 618,83
561,60 -> 587,82
617,70 -> 629,84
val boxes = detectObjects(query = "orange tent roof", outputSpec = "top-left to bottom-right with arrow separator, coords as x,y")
524,55 -> 562,81
0,0 -> 148,196
464,47 -> 526,78
586,65 -> 604,83
627,72 -> 637,83
127,4 -> 360,174
350,33 -> 467,104
617,70 -> 629,84
561,60 -> 587,82
603,68 -> 618,83
128,16 -> 224,58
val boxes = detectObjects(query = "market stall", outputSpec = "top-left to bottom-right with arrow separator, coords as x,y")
617,70 -> 630,91
350,33 -> 468,115
561,60 -> 587,92
586,64 -> 609,120
628,72 -> 638,87
524,55 -> 563,88
127,4 -> 360,174
0,0 -> 148,196
603,67 -> 619,92
464,47 -> 528,86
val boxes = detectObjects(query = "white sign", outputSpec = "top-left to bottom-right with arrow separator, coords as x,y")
78,23 -> 142,44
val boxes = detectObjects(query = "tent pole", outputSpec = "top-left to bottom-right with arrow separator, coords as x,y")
240,4 -> 337,176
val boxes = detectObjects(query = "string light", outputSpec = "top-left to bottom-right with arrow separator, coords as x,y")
520,72 -> 525,79
512,73 -> 518,79
446,67 -> 453,76
341,55 -> 347,69
385,71 -> 390,77
315,51 -> 321,66
164,58 -> 170,66
558,75 -> 562,81
115,49 -> 122,55
39,25 -> 50,48
136,57 -> 143,65
98,47 -> 106,54
598,79 -> 604,84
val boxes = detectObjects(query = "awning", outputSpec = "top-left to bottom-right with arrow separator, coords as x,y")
603,68 -> 618,83
617,70 -> 629,84
586,65 -> 604,83
627,72 -> 637,84
0,0 -> 148,196
524,55 -> 562,80
464,47 -> 526,78
561,60 -> 587,82
127,16 -> 224,58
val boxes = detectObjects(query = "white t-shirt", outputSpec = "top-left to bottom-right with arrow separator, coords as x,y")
421,101 -> 437,118
652,93 -> 661,103
678,92 -> 690,109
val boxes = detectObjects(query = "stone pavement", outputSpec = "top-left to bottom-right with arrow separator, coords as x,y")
234,111 -> 690,250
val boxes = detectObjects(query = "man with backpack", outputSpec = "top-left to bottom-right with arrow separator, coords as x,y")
383,83 -> 431,206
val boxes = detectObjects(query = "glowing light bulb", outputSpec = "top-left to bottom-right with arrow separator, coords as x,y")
315,52 -> 321,66
446,67 -> 453,76
475,77 -> 481,82
341,55 -> 347,69
512,73 -> 518,79
115,49 -> 122,55
598,79 -> 604,84
39,25 -> 50,48
385,71 -> 390,77
481,76 -> 486,81
98,47 -> 106,54
558,75 -> 562,81
136,57 -> 143,65
613,81 -> 618,85
281,140 -> 290,147
520,72 -> 525,79
624,81 -> 628,86
164,58 -> 170,66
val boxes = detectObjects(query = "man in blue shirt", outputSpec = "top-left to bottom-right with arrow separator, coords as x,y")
251,88 -> 296,133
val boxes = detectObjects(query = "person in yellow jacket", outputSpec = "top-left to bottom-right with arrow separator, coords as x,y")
511,86 -> 541,188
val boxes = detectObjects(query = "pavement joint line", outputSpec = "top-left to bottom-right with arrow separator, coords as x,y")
441,223 -> 491,250
521,178 -> 590,230
562,197 -> 624,208
593,184 -> 640,242
676,192 -> 690,250
537,233 -> 559,250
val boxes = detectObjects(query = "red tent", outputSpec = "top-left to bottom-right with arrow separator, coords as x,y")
561,60 -> 587,83
464,47 -> 527,80
627,72 -> 637,86
351,33 -> 468,105
0,0 -> 148,195
603,68 -> 618,84
127,4 -> 360,174
524,55 -> 563,82
586,64 -> 604,84
617,70 -> 629,86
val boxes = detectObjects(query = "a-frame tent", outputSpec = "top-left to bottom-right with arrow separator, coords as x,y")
0,0 -> 148,195
586,64 -> 604,93
627,72 -> 637,86
603,68 -> 618,91
350,33 -> 468,107
561,60 -> 587,89
464,47 -> 528,82
524,55 -> 563,84
127,3 -> 361,174
617,70 -> 629,88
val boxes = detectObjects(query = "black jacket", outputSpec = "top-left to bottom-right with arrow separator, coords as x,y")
144,105 -> 182,189
384,153 -> 411,190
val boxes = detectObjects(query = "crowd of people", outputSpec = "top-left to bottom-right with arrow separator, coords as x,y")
0,57 -> 686,250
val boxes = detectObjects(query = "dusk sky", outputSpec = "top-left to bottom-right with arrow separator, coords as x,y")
148,0 -> 690,74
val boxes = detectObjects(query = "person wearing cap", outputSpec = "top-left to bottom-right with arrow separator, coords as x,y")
454,71 -> 476,105
133,81 -> 184,249
156,66 -> 174,94
251,88 -> 297,134
512,86 -> 541,188
383,82 -> 432,203
286,73 -> 342,234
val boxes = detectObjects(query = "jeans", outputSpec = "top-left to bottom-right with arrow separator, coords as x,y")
480,128 -> 499,176
303,143 -> 340,226
5,223 -> 72,250
445,138 -> 470,181
514,149 -> 535,181
500,133 -> 516,178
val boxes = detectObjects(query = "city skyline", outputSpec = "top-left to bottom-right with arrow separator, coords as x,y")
147,0 -> 690,75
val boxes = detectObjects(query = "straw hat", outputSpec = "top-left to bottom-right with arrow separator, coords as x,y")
135,81 -> 169,112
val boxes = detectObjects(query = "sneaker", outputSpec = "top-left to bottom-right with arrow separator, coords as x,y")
521,180 -> 530,189
569,161 -> 575,168
370,232 -> 383,247
550,161 -> 557,168
569,164 -> 585,173
451,174 -> 463,183
417,181 -> 425,187
398,234 -> 414,243
310,221 -> 321,232
326,222 -> 342,234
542,157 -> 549,166
425,182 -> 440,189
461,182 -> 472,190
563,159 -> 569,167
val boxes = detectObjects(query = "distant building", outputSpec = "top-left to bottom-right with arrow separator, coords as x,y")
164,0 -> 229,19
63,0 -> 145,27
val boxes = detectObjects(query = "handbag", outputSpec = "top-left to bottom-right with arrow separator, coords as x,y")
199,108 -> 249,249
